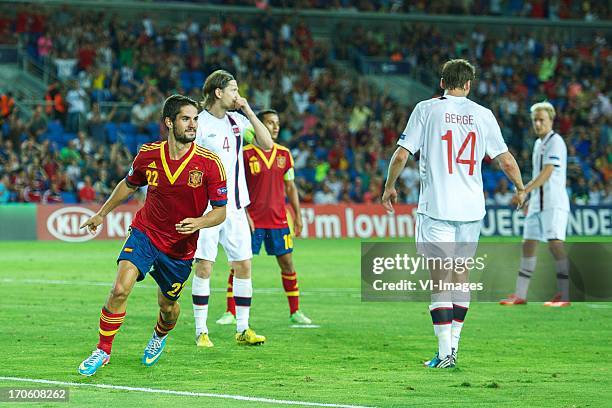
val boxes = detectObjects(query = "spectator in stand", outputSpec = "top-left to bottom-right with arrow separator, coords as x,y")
53,50 -> 77,82
130,95 -> 159,133
37,29 -> 53,64
65,80 -> 88,132
573,177 -> 589,205
27,105 -> 48,141
74,131 -> 94,156
42,182 -> 63,204
87,102 -> 116,143
313,184 -> 338,204
494,179 -> 515,205
0,174 -> 10,203
1,92 -> 16,120
78,175 -> 96,203
59,140 -> 80,164
44,83 -> 66,124
93,168 -> 112,201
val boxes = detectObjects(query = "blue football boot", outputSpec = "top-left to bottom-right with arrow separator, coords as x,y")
78,349 -> 110,376
142,332 -> 167,367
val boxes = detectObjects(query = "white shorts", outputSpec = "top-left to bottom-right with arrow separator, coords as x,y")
415,213 -> 481,258
523,209 -> 568,242
195,208 -> 253,262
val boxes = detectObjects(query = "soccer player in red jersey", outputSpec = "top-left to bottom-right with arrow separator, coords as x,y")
77,94 -> 227,376
221,109 -> 312,324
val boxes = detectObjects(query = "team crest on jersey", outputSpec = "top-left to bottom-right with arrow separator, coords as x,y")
188,170 -> 203,188
276,155 -> 286,168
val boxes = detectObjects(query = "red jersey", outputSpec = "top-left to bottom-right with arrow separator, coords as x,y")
126,141 -> 227,259
243,143 -> 294,229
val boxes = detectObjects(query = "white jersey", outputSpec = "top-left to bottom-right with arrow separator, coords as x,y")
527,131 -> 570,214
196,110 -> 251,211
398,94 -> 508,222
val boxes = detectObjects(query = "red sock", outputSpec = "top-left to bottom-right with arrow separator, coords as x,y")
154,312 -> 176,337
282,271 -> 299,315
226,269 -> 236,316
97,307 -> 125,355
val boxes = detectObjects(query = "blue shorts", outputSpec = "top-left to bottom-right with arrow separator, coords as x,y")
252,227 -> 293,256
117,227 -> 193,301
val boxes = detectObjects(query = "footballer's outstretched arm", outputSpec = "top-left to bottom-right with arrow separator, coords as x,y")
382,146 -> 411,213
524,164 -> 554,194
80,179 -> 138,233
494,151 -> 526,207
176,205 -> 226,235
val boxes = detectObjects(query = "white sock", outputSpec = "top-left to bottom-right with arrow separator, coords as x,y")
555,258 -> 570,301
192,275 -> 210,336
233,277 -> 252,333
516,256 -> 537,299
451,302 -> 470,352
451,289 -> 470,353
430,299 -> 453,358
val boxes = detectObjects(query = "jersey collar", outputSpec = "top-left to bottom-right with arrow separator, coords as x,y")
250,143 -> 278,169
160,141 -> 197,185
541,130 -> 555,145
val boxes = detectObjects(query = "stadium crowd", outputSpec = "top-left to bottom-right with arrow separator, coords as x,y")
163,0 -> 609,20
0,5 -> 610,207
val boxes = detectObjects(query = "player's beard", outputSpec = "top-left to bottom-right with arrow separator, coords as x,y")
174,129 -> 196,144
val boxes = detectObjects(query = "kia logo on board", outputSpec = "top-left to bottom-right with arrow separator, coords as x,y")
46,206 -> 101,242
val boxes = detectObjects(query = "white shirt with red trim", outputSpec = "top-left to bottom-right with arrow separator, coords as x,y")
195,110 -> 251,211
397,94 -> 508,222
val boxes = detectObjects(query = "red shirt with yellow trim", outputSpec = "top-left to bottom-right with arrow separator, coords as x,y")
243,143 -> 294,229
125,141 -> 227,259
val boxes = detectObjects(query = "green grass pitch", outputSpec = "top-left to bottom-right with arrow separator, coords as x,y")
0,238 -> 610,407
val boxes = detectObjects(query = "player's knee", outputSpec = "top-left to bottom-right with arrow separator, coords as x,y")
548,240 -> 566,258
110,283 -> 131,301
278,256 -> 294,273
159,300 -> 177,314
195,260 -> 212,278
233,260 -> 251,279
522,240 -> 537,256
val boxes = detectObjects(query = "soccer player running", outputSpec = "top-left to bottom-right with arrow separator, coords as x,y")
500,102 -> 571,307
235,109 -> 312,324
77,94 -> 227,376
382,59 -> 526,368
191,70 -> 273,347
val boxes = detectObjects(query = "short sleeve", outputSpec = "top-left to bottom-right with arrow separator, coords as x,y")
282,150 -> 294,180
285,150 -> 295,169
243,125 -> 255,144
543,136 -> 565,167
397,103 -> 424,154
284,168 -> 295,181
484,110 -> 508,159
206,155 -> 228,207
125,151 -> 147,188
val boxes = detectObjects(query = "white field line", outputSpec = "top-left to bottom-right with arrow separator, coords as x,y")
0,278 -> 360,294
0,376 -> 373,408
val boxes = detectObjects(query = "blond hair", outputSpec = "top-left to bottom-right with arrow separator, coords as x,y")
530,101 -> 556,121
